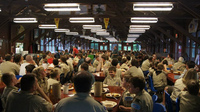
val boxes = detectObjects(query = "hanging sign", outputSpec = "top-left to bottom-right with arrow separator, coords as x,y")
104,18 -> 109,29
54,18 -> 60,28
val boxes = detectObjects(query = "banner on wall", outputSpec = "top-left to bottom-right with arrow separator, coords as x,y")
54,18 -> 60,28
104,18 -> 109,29
188,19 -> 198,33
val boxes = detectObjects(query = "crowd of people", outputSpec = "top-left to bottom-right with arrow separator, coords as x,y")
0,47 -> 199,112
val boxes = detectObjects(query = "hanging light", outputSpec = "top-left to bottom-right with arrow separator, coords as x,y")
131,17 -> 158,23
44,3 -> 81,11
13,18 -> 37,23
69,17 -> 95,23
133,3 -> 173,11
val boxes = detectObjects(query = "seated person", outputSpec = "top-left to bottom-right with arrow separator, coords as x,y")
103,66 -> 121,86
173,57 -> 185,72
25,64 -> 36,73
104,58 -> 122,78
120,58 -> 129,72
93,55 -> 100,68
129,76 -> 153,112
1,73 -> 18,109
141,56 -> 152,72
179,79 -> 200,112
47,68 -> 60,90
119,75 -> 135,111
80,63 -> 95,85
55,71 -> 107,112
78,57 -> 101,73
5,74 -> 53,112
152,63 -> 167,92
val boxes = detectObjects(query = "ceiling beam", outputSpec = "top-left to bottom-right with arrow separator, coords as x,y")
148,30 -> 169,44
154,26 -> 183,46
162,17 -> 200,45
32,30 -> 50,43
146,34 -> 163,45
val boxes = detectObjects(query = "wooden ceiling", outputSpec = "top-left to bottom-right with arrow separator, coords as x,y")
0,0 -> 200,43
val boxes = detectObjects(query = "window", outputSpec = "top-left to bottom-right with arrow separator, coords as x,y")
110,44 -> 112,50
128,46 -> 131,51
100,45 -> 103,50
133,44 -> 141,51
91,43 -> 94,49
124,46 -> 127,51
104,46 -> 107,50
186,37 -> 190,58
118,44 -> 122,51
94,43 -> 98,50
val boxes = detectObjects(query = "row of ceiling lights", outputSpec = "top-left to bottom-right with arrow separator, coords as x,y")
11,2 -> 173,42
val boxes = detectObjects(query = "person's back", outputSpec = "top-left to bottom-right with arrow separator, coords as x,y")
5,91 -> 52,112
125,66 -> 144,78
141,59 -> 150,71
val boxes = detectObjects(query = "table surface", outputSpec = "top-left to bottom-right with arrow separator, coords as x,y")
167,73 -> 180,83
52,86 -> 123,112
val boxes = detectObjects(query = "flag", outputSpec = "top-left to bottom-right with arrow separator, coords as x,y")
54,18 -> 60,28
104,18 -> 109,29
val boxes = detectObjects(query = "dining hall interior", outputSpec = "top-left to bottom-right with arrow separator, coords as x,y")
0,0 -> 200,112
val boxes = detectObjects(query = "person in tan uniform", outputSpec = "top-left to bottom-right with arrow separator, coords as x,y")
141,56 -> 152,72
93,55 -> 100,68
104,58 -> 122,78
179,80 -> 200,112
120,58 -> 129,72
0,54 -> 20,75
173,57 -> 185,72
103,66 -> 121,86
5,74 -> 53,112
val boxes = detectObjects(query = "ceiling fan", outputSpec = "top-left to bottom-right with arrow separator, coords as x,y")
89,4 -> 116,17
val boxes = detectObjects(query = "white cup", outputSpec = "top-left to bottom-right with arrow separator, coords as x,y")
63,85 -> 69,94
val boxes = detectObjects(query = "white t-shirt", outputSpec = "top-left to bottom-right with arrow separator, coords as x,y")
19,63 -> 38,75
47,78 -> 59,90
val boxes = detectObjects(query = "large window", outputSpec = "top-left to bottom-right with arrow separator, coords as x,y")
133,44 -> 141,51
110,44 -> 112,50
104,46 -> 107,50
128,46 -> 131,51
91,43 -> 94,49
124,46 -> 127,51
100,45 -> 103,50
94,43 -> 98,50
118,44 -> 122,51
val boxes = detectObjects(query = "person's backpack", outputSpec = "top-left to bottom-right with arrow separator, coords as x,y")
60,71 -> 74,85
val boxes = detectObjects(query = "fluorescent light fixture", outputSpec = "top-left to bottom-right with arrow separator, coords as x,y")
127,34 -> 140,38
129,29 -> 146,33
65,32 -> 79,35
96,32 -> 110,36
105,37 -> 118,42
133,3 -> 173,11
13,18 -> 37,23
91,29 -> 106,33
39,24 -> 57,29
130,25 -> 150,30
69,17 -> 95,23
44,3 -> 80,11
54,29 -> 70,32
131,17 -> 158,23
0,8 -> 1,12
83,25 -> 102,29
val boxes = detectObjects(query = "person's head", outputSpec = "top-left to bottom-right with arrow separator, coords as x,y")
129,76 -> 145,94
46,51 -> 51,56
81,63 -> 89,71
13,54 -> 22,63
101,54 -> 107,61
117,56 -> 122,62
186,61 -> 195,69
148,56 -> 153,62
5,54 -> 12,61
153,54 -> 157,60
114,46 -> 117,50
121,58 -> 127,64
178,57 -> 184,63
49,68 -> 60,80
85,57 -> 91,64
186,79 -> 199,96
96,55 -> 99,61
32,67 -> 46,80
182,68 -> 197,84
25,64 -> 36,73
111,58 -> 118,66
77,53 -> 82,59
21,74 -> 37,92
131,59 -> 139,68
42,54 -> 47,59
157,63 -> 164,70
1,72 -> 18,86
73,71 -> 92,93
108,66 -> 116,78
122,75 -> 132,89
168,53 -> 173,59
53,59 -> 59,66
26,55 -> 33,62
162,60 -> 168,65
127,55 -> 131,61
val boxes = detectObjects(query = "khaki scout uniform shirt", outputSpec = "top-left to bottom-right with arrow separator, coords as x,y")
0,61 -> 20,75
173,61 -> 185,72
120,63 -> 129,71
124,66 -> 144,78
104,68 -> 122,78
131,90 -> 153,112
93,59 -> 99,68
38,77 -> 48,94
141,59 -> 151,71
179,91 -> 200,112
55,93 -> 107,112
103,75 -> 121,86
1,86 -> 18,109
152,71 -> 167,88
103,60 -> 111,69
5,91 -> 52,112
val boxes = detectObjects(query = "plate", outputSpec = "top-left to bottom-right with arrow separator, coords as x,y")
90,88 -> 109,93
106,93 -> 121,98
103,84 -> 108,88
101,100 -> 117,110
61,87 -> 74,91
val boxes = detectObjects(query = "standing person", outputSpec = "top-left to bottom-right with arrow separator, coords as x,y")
55,71 -> 107,112
55,50 -> 61,59
112,46 -> 118,59
73,46 -> 79,56
69,46 -> 73,54
5,74 -> 53,112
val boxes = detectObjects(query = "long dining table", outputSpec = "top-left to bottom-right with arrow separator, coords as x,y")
52,86 -> 124,112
